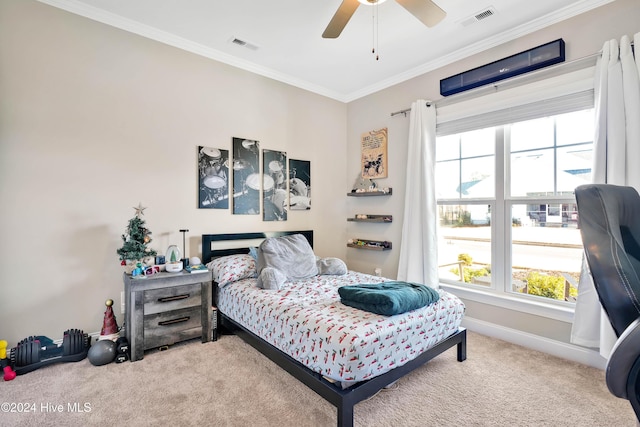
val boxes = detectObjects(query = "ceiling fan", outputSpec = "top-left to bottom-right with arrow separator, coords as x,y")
322,0 -> 446,39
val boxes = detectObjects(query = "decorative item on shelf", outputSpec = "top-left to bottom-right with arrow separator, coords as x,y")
165,244 -> 182,273
144,265 -> 160,276
351,173 -> 376,192
185,263 -> 208,274
155,255 -> 166,271
99,299 -> 120,341
179,229 -> 189,269
117,203 -> 158,274
130,262 -> 143,277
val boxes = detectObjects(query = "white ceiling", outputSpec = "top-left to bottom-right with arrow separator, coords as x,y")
39,0 -> 613,102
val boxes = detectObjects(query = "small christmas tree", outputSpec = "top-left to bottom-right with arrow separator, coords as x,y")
117,203 -> 157,264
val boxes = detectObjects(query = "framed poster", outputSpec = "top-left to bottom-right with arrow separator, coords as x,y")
263,149 -> 287,221
289,159 -> 311,210
361,128 -> 388,179
198,146 -> 229,209
232,137 -> 260,215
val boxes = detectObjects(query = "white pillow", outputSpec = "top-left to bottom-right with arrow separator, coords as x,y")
206,254 -> 256,287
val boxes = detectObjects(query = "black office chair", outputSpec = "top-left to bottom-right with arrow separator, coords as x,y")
575,183 -> 640,421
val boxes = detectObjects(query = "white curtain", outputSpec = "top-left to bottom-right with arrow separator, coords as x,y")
397,100 -> 438,286
571,33 -> 640,357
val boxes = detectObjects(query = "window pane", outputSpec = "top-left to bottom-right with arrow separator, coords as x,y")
438,205 -> 491,286
556,109 -> 595,146
510,116 -> 554,152
436,134 -> 460,161
511,204 -> 581,301
460,128 -> 495,158
557,144 -> 593,193
461,156 -> 494,198
436,160 -> 460,199
434,106 -> 593,306
511,149 -> 554,196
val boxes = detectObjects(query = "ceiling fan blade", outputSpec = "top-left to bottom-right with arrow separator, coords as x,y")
322,0 -> 361,39
396,0 -> 446,27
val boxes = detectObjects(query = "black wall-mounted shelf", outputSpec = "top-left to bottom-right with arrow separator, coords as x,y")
347,215 -> 392,223
347,188 -> 392,197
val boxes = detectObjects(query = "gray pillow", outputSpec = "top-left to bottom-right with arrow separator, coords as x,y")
317,257 -> 347,275
256,234 -> 318,279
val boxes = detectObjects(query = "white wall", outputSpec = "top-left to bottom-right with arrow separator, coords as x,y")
0,0 -> 347,345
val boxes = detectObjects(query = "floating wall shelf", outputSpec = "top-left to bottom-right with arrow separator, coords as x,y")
347,188 -> 392,197
347,215 -> 392,223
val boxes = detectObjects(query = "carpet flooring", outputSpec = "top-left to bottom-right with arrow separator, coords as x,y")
2,331 -> 636,426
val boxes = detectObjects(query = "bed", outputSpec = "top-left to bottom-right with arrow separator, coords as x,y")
202,230 -> 466,427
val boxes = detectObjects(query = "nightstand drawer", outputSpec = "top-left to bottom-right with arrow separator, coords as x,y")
143,306 -> 202,350
143,283 -> 201,315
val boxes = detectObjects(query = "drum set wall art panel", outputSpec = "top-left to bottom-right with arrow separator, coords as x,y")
198,138 -> 311,219
198,146 -> 230,209
289,159 -> 311,210
231,137 -> 260,215
262,149 -> 287,221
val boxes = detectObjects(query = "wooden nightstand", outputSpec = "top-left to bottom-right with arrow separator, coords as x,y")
123,271 -> 213,361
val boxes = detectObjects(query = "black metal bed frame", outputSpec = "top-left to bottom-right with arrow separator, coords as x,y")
202,231 -> 467,427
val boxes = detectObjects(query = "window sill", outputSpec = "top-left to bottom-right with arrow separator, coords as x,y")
440,282 -> 575,323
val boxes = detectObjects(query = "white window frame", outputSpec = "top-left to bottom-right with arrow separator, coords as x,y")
434,58 -> 596,322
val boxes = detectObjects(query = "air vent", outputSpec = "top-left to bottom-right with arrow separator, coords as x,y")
475,8 -> 495,21
228,36 -> 259,51
459,6 -> 497,27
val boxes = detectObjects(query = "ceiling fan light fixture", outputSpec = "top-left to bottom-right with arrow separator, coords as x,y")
323,0 -> 445,40
358,0 -> 388,5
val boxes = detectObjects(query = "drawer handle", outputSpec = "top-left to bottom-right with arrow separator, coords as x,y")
157,294 -> 190,303
158,316 -> 190,326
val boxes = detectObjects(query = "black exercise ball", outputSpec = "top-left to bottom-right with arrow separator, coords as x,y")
88,339 -> 117,366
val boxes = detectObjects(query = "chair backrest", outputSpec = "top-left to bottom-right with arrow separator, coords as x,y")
575,184 -> 640,337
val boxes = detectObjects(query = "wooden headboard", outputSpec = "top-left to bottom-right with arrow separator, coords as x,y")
201,230 -> 314,264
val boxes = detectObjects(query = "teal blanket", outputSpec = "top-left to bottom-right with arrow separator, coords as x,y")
338,281 -> 440,316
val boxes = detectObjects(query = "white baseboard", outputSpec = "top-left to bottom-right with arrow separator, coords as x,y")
462,316 -> 607,370
52,331 -> 105,346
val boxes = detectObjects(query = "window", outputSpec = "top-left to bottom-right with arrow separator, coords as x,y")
435,109 -> 594,304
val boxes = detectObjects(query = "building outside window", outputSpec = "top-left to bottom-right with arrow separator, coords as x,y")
435,109 -> 594,304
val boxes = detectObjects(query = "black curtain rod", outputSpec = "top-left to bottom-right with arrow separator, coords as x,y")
390,101 -> 432,117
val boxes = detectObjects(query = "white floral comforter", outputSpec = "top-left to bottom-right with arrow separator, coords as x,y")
217,271 -> 465,382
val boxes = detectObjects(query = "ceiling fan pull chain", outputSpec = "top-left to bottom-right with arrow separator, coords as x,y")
372,0 -> 380,60
376,1 -> 380,60
371,2 -> 375,55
